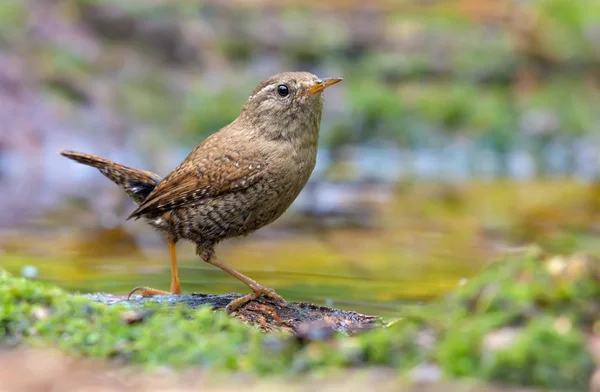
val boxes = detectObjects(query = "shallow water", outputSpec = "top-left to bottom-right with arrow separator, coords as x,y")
4,180 -> 600,319
3,237 -> 475,319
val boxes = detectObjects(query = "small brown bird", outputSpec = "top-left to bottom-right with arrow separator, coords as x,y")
61,72 -> 342,311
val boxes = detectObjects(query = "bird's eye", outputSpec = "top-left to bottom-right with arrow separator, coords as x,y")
277,84 -> 289,97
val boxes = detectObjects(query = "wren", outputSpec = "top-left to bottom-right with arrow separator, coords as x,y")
61,72 -> 342,312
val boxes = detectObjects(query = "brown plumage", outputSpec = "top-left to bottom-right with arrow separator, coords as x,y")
61,71 -> 342,311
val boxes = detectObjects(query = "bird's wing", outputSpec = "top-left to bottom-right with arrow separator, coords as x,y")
127,147 -> 265,220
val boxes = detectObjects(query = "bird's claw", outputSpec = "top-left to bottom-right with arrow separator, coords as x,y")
259,286 -> 284,301
127,286 -> 172,300
225,286 -> 285,313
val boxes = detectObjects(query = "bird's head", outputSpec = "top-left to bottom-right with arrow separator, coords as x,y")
239,72 -> 342,142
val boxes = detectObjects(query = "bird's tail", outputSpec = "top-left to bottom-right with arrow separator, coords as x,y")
60,150 -> 161,204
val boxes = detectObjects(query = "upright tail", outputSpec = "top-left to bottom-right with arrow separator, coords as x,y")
60,150 -> 161,204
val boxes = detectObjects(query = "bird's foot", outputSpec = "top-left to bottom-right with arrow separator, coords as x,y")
225,285 -> 285,313
127,286 -> 177,300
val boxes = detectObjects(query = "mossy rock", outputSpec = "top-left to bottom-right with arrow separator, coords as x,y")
1,250 -> 598,389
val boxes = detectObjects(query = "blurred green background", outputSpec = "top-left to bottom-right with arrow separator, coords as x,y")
2,0 -> 600,317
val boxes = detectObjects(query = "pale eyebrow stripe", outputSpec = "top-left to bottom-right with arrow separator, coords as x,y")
248,84 -> 276,101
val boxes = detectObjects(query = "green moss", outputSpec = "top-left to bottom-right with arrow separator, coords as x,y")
356,250 -> 597,389
481,317 -> 592,389
1,251 -> 597,389
358,317 -> 425,370
0,270 -> 294,371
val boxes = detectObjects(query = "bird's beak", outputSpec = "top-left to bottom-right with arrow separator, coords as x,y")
305,77 -> 343,96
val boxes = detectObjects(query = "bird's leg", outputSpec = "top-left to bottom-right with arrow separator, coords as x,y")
199,248 -> 284,312
128,238 -> 181,299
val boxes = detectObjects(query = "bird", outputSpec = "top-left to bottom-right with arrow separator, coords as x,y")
60,71 -> 342,312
